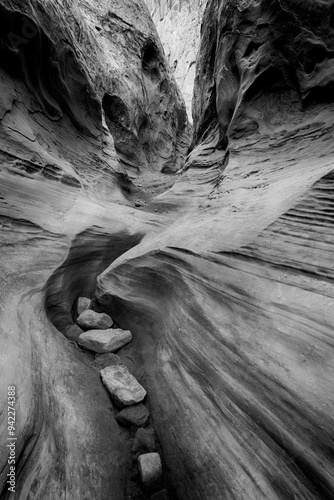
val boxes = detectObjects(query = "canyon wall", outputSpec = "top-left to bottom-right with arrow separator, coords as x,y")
98,0 -> 334,498
0,0 -> 334,499
145,0 -> 207,120
0,0 -> 188,498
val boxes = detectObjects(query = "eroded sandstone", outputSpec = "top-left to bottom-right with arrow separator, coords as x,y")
0,0 -> 188,497
1,0 -> 334,499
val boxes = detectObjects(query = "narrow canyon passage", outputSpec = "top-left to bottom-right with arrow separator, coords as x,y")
1,0 -> 334,499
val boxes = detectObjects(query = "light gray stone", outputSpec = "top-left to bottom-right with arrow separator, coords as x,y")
77,309 -> 113,330
76,296 -> 92,316
138,453 -> 162,490
101,365 -> 146,407
78,328 -> 132,353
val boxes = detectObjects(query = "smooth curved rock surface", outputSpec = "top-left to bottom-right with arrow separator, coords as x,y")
96,0 -> 334,498
0,0 -> 188,498
1,0 -> 334,499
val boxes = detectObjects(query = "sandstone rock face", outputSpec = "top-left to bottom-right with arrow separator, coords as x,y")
0,0 -> 187,497
77,310 -> 113,330
96,0 -> 334,499
101,365 -> 147,407
1,0 -> 334,499
145,0 -> 207,120
79,328 -> 132,353
138,453 -> 162,490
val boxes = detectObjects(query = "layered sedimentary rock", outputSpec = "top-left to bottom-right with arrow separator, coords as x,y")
1,0 -> 334,499
145,0 -> 207,119
97,0 -> 334,498
0,0 -> 188,498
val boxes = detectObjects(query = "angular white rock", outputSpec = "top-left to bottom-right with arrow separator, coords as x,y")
78,328 -> 132,354
77,309 -> 113,330
138,453 -> 162,490
76,297 -> 92,316
101,365 -> 146,407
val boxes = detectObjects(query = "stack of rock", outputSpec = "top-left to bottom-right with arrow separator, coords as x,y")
75,297 -> 165,496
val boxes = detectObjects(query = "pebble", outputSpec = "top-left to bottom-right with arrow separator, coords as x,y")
132,428 -> 156,455
138,453 -> 162,490
77,310 -> 113,330
116,404 -> 150,428
76,297 -> 92,316
78,328 -> 132,353
101,365 -> 146,406
64,324 -> 83,343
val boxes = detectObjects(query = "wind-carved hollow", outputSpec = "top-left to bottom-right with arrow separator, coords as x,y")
142,40 -> 162,82
243,40 -> 264,58
102,93 -> 145,171
45,228 -> 143,342
302,44 -> 327,75
102,94 -> 132,132
0,5 -> 100,133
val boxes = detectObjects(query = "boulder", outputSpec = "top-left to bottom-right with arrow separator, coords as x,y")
116,404 -> 150,428
138,453 -> 162,490
77,310 -> 113,330
63,324 -> 84,343
132,428 -> 156,455
78,328 -> 132,353
94,353 -> 122,370
150,490 -> 169,500
101,365 -> 146,407
76,297 -> 92,316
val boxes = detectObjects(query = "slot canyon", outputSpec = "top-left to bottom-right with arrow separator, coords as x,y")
0,0 -> 334,499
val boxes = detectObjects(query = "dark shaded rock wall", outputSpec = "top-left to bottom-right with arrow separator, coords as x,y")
0,0 -> 189,178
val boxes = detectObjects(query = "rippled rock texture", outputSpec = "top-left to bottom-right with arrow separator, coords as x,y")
0,0 -> 188,498
1,0 -> 334,499
97,0 -> 334,498
145,0 -> 207,120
